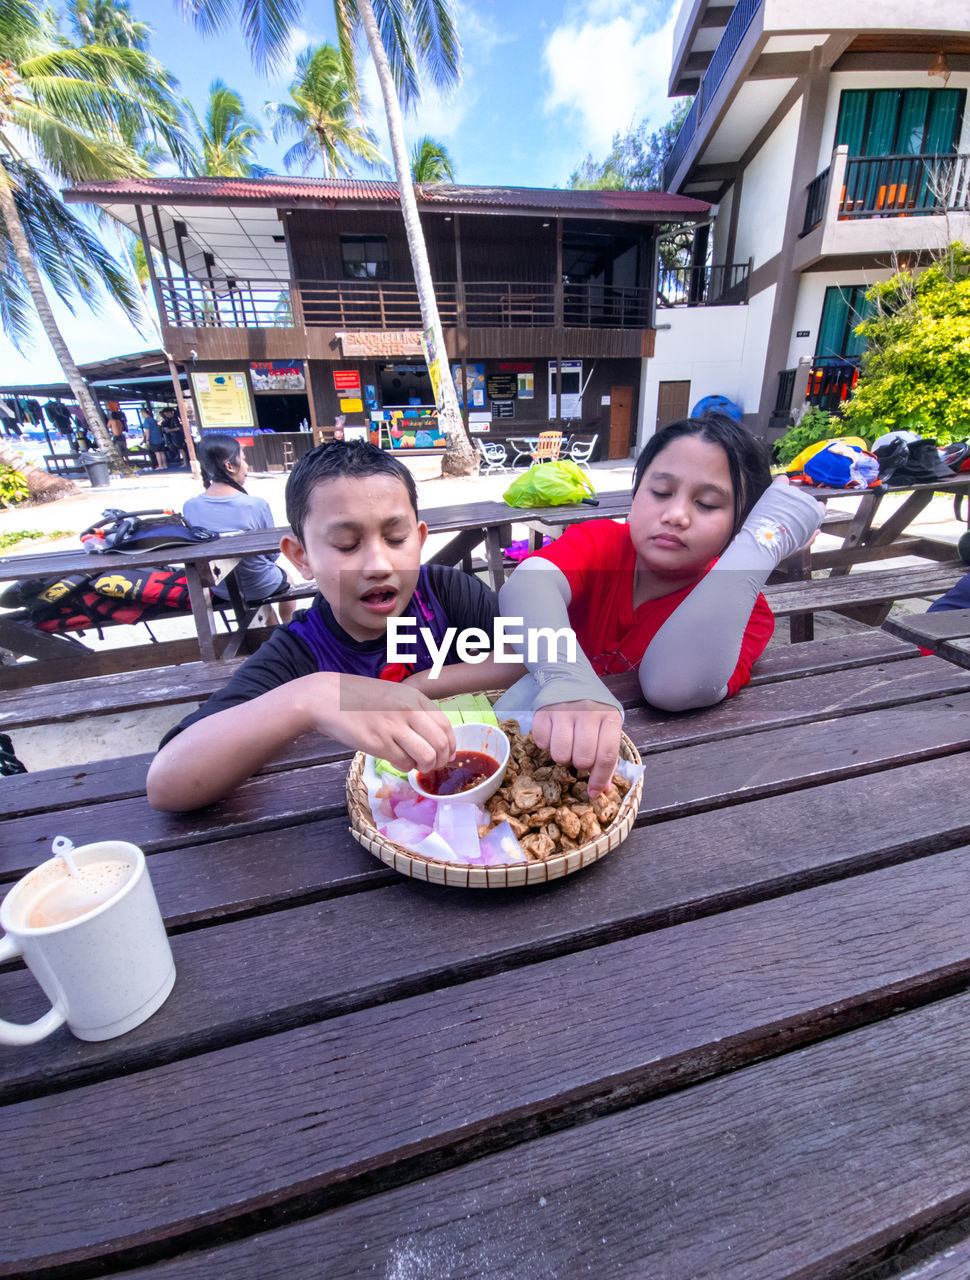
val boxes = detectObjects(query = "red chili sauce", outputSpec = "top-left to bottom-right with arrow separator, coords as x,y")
417,750 -> 500,796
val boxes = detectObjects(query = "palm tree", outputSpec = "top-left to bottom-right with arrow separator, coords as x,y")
192,80 -> 266,177
0,0 -> 192,469
179,0 -> 477,475
66,0 -> 151,50
266,45 -> 383,178
410,135 -> 454,183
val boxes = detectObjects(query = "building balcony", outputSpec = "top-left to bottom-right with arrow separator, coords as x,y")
664,0 -> 763,189
775,356 -> 861,422
794,147 -> 970,269
657,260 -> 751,307
156,278 -> 656,332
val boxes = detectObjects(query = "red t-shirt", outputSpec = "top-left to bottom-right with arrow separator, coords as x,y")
530,519 -> 774,696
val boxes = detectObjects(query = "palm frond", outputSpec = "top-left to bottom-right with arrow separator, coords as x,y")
0,157 -> 143,347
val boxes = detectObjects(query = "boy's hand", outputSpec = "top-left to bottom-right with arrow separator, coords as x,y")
308,674 -> 456,774
531,699 -> 623,799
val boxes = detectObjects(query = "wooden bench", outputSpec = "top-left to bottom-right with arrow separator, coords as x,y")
765,559 -> 966,639
0,658 -> 246,735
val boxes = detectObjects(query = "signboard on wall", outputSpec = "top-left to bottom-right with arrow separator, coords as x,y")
191,372 -> 253,428
486,373 -> 518,400
452,363 -> 485,408
492,399 -> 515,419
249,361 -> 305,392
333,370 -> 361,392
339,397 -> 364,413
339,330 -> 424,357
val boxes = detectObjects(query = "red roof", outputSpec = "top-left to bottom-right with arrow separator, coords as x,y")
65,175 -> 709,217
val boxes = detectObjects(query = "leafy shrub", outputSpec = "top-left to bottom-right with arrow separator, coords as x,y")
0,529 -> 73,550
0,466 -> 30,508
773,408 -> 837,467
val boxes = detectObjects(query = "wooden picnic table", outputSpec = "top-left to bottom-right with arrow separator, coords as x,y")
0,493 -> 632,682
4,630 -> 970,1277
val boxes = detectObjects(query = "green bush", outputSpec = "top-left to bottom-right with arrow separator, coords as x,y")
0,466 -> 30,508
0,529 -> 73,550
773,408 -> 837,467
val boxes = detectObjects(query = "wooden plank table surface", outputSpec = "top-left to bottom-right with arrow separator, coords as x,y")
4,632 -> 970,1277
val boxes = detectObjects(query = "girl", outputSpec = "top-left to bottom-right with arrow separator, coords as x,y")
183,434 -> 297,623
496,414 -> 825,797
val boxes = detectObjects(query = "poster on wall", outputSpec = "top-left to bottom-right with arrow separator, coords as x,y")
340,397 -> 364,413
451,363 -> 485,409
517,371 -> 534,398
191,372 -> 253,428
250,361 -> 305,392
486,372 -> 517,401
333,370 -> 361,393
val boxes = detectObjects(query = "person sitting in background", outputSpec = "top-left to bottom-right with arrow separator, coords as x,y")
182,433 -> 297,624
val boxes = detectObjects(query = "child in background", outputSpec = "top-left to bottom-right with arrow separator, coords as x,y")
497,414 -> 825,797
149,440 -> 524,812
182,434 -> 296,623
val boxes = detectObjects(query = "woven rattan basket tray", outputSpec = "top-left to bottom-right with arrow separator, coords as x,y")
346,729 -> 643,889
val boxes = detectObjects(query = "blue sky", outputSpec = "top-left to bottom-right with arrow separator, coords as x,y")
1,0 -> 681,386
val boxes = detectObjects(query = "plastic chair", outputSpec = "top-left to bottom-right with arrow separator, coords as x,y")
568,434 -> 598,472
474,438 -> 510,474
531,431 -> 563,464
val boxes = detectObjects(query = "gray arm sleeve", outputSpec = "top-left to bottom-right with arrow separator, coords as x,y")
496,558 -> 624,718
639,483 -> 825,711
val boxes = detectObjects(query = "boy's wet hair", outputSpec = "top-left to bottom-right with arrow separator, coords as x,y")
632,414 -> 772,534
197,433 -> 246,494
285,440 -> 419,543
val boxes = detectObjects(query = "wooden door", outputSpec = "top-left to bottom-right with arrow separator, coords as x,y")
608,386 -> 633,459
656,380 -> 691,430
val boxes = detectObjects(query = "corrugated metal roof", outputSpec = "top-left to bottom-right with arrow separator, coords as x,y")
66,175 -> 709,216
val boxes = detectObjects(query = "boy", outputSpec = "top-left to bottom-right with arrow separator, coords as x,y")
148,441 -> 521,811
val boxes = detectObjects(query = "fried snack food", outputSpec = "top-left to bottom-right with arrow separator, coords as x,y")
484,720 -> 633,861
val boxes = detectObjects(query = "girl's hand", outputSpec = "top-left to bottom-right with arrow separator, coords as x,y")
531,699 -> 623,799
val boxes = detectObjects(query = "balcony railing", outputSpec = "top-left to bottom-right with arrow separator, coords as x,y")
158,278 -> 655,331
656,261 -> 750,307
802,153 -> 970,233
801,167 -> 831,236
664,0 -> 763,187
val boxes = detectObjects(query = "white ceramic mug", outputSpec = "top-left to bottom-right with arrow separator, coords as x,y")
0,840 -> 176,1045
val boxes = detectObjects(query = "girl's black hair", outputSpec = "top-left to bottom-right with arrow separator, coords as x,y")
285,440 -> 419,543
632,414 -> 772,534
197,433 -> 247,494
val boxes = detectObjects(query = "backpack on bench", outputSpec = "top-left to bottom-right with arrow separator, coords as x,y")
80,508 -> 219,553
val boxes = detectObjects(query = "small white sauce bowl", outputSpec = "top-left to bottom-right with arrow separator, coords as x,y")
407,721 -> 511,806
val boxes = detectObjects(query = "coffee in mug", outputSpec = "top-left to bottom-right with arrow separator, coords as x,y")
0,838 -> 175,1045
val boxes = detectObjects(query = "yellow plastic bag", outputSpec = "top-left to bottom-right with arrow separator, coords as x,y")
503,460 -> 597,508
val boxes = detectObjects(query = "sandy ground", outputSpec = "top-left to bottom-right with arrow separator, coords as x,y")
2,455 -> 967,770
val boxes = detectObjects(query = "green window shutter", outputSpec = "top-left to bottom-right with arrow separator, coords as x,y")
865,90 -> 900,156
844,287 -> 873,360
835,91 -> 868,155
816,288 -> 849,359
897,89 -> 929,154
926,89 -> 965,153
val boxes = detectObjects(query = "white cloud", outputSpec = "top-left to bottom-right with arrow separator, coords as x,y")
542,0 -> 679,156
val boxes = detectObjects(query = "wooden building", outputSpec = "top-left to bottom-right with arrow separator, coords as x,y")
66,178 -> 710,460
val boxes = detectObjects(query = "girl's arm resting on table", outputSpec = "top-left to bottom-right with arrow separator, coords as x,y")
498,558 -> 624,797
146,672 -> 455,812
639,481 -> 825,711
